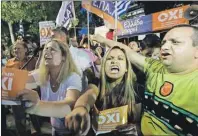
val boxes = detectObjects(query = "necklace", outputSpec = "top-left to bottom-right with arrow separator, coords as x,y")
50,79 -> 59,88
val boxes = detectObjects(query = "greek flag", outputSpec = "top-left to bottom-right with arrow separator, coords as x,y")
56,1 -> 74,28
116,0 -> 133,16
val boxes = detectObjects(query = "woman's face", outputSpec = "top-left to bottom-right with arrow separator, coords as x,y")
44,41 -> 63,67
14,43 -> 27,61
105,48 -> 127,80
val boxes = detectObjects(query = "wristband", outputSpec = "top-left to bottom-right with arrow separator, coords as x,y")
74,105 -> 89,113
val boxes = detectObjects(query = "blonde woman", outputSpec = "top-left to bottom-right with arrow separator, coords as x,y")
18,39 -> 82,136
65,46 -> 143,136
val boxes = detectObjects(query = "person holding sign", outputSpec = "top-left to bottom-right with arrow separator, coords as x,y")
88,25 -> 198,135
5,40 -> 37,70
3,40 -> 37,136
18,39 -> 82,136
65,46 -> 143,136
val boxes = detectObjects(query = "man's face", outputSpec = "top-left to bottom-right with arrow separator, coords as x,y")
105,48 -> 127,80
14,44 -> 27,61
161,27 -> 197,73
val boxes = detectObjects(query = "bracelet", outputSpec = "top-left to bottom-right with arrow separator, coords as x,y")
74,105 -> 89,113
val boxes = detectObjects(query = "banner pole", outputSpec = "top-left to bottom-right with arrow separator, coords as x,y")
115,0 -> 118,42
72,0 -> 77,38
87,10 -> 90,49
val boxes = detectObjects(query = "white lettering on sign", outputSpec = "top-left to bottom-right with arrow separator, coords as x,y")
122,27 -> 138,35
123,18 -> 143,29
98,112 -> 120,125
92,1 -> 114,16
2,72 -> 14,90
158,9 -> 183,22
2,77 -> 13,91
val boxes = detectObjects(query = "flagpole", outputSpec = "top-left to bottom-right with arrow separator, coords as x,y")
87,10 -> 90,49
115,0 -> 118,42
72,0 -> 76,38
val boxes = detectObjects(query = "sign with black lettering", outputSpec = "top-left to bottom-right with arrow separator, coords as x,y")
92,105 -> 128,135
39,21 -> 55,46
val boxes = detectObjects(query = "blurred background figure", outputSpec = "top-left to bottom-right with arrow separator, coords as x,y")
5,40 -> 37,70
4,40 -> 38,136
128,41 -> 142,53
140,34 -> 161,58
151,47 -> 161,60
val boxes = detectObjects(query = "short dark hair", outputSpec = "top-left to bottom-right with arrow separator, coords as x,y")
170,24 -> 198,47
141,34 -> 161,50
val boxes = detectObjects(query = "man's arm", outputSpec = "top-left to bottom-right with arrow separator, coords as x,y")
92,34 -> 146,72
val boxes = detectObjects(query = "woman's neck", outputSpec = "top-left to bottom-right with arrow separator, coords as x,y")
48,64 -> 62,82
108,77 -> 123,90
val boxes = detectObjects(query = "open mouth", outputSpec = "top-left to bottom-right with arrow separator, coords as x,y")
110,65 -> 119,73
161,52 -> 171,58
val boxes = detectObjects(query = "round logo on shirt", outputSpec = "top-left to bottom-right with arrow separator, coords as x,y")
160,81 -> 173,97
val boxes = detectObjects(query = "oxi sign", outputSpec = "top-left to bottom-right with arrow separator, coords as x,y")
92,105 -> 128,135
2,68 -> 28,98
39,21 -> 55,46
152,5 -> 189,31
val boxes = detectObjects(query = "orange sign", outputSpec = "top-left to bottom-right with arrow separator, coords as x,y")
92,105 -> 128,134
152,5 -> 189,31
160,82 -> 173,97
2,68 -> 28,98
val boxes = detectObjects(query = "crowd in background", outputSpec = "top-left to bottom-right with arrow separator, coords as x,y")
2,24 -> 198,136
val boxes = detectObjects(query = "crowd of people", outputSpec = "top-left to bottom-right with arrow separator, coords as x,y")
2,24 -> 198,136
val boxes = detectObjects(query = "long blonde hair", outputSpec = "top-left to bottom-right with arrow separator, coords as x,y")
99,46 -> 137,116
38,39 -> 79,85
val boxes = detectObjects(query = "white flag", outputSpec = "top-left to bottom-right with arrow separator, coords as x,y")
56,1 -> 74,28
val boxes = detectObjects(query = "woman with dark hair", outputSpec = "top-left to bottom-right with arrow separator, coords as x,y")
65,46 -> 143,136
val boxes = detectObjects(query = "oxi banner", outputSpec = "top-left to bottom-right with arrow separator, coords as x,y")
152,5 -> 189,31
2,68 -> 28,98
92,105 -> 128,135
117,15 -> 152,37
39,21 -> 55,46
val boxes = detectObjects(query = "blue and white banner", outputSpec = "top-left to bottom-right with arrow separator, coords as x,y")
116,1 -> 132,16
117,15 -> 153,37
56,1 -> 74,28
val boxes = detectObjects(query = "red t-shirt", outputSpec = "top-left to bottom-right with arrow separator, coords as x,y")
106,31 -> 114,40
